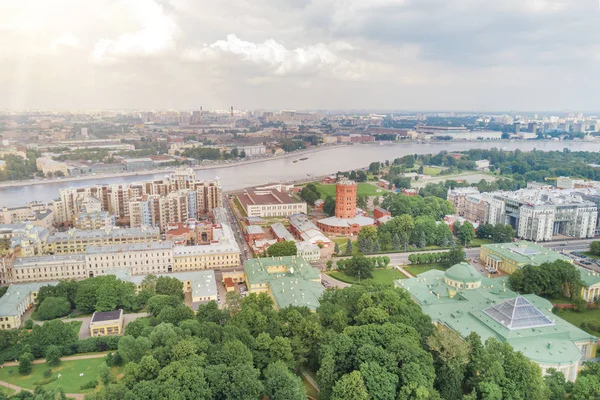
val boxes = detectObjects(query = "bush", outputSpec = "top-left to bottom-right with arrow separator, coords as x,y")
18,352 -> 34,375
80,380 -> 98,390
23,320 -> 34,329
105,352 -> 123,367
43,369 -> 52,378
36,297 -> 71,320
45,345 -> 62,367
33,376 -> 58,386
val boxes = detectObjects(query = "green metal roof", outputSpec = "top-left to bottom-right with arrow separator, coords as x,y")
578,267 -> 600,288
244,256 -> 323,310
445,262 -> 481,283
396,268 -> 596,366
482,242 -> 571,266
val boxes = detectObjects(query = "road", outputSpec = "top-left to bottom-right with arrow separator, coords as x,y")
222,194 -> 252,263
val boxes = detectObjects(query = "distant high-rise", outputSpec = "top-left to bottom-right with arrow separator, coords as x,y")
230,106 -> 233,117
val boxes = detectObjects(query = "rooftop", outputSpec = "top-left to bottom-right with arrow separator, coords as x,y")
237,189 -> 300,209
13,254 -> 86,268
91,309 -> 123,323
86,241 -> 173,254
271,223 -> 295,242
246,225 -> 265,235
0,281 -> 58,317
317,215 -> 375,228
396,268 -> 596,365
482,242 -> 571,266
445,262 -> 481,283
47,227 -> 160,243
244,256 -> 323,310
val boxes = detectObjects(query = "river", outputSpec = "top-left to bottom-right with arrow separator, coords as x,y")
0,141 -> 597,207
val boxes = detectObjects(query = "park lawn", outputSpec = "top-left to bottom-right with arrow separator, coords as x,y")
422,166 -> 443,176
582,252 -> 600,260
470,238 -> 493,247
405,263 -> 446,276
0,386 -> 16,397
0,357 -> 120,394
310,183 -> 384,199
553,308 -> 600,337
328,268 -> 406,285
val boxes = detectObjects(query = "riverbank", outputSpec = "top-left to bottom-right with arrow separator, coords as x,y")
0,144 -> 343,189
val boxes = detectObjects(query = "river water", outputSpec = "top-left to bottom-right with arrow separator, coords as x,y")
0,141 -> 597,207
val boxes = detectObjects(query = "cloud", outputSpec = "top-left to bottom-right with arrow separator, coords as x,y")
90,0 -> 180,64
51,33 -> 79,50
182,34 -> 370,79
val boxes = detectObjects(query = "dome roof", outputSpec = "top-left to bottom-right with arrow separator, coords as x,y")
445,262 -> 481,283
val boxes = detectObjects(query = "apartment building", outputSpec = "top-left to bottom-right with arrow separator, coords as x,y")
52,168 -> 222,227
448,188 -> 598,241
73,211 -> 115,230
0,203 -> 54,229
44,226 -> 161,254
0,223 -> 50,257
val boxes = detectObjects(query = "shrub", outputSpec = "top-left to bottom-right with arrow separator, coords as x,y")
23,320 -> 34,329
45,345 -> 62,367
18,352 -> 34,375
80,380 -> 98,390
43,369 -> 52,378
36,297 -> 71,320
33,376 -> 58,386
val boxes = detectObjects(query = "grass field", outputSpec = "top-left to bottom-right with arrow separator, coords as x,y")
404,264 -> 446,276
310,183 -> 384,199
470,238 -> 493,247
233,197 -> 247,218
328,268 -> 406,285
553,308 -> 600,337
422,166 -> 443,176
0,357 -> 117,394
0,386 -> 16,396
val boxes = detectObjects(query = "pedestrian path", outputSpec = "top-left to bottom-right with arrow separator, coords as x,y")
2,352 -> 108,367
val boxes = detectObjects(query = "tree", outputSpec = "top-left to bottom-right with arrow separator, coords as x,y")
427,327 -> 470,400
324,196 -> 336,216
118,335 -> 152,364
445,247 -> 466,266
331,371 -> 369,400
155,276 -> 184,299
368,162 -> 380,174
544,369 -> 566,400
356,195 -> 368,210
345,239 -> 353,255
357,226 -> 378,254
590,241 -> 600,256
457,221 -> 475,246
359,362 -> 398,400
334,242 -> 340,254
146,295 -> 181,317
326,260 -> 333,270
19,352 -> 34,375
491,224 -> 514,243
263,361 -> 305,400
266,241 -> 298,257
37,297 -> 71,320
344,254 -> 375,279
45,345 -> 62,367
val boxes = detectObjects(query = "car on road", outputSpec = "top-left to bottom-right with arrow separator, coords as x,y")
560,243 -> 567,246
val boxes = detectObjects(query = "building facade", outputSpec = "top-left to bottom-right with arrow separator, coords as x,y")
317,178 -> 375,235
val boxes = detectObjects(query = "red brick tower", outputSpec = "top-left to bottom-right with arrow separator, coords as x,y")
335,178 -> 357,219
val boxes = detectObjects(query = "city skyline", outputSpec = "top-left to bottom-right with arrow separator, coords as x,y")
1,0 -> 599,111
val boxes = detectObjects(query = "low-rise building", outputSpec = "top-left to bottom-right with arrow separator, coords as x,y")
123,158 -> 154,171
480,242 -> 571,274
245,225 -> 265,243
289,214 -> 332,247
296,241 -> 320,261
0,282 -> 57,329
373,207 -> 391,220
271,223 -> 295,242
396,263 -> 596,382
129,270 -> 218,304
578,267 -> 600,303
86,242 -> 174,277
11,254 -> 87,283
243,256 -> 323,310
89,310 -> 124,337
237,189 -> 307,217
172,224 -> 240,271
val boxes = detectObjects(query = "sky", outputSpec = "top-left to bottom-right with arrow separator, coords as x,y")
0,0 -> 599,111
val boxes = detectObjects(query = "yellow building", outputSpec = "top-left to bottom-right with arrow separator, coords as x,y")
44,227 -> 161,254
480,242 -> 572,274
0,282 -> 57,329
89,310 -> 124,337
